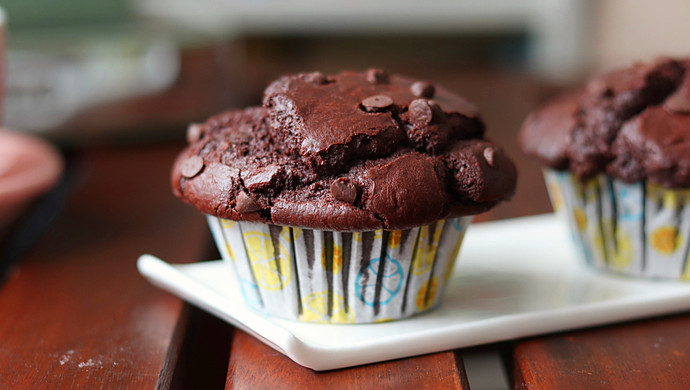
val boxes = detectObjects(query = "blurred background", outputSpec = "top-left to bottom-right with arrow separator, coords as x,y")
2,0 -> 690,227
2,0 -> 688,145
1,0 -> 688,235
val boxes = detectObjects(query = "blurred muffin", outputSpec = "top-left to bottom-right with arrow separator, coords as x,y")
172,69 -> 517,322
520,57 -> 690,279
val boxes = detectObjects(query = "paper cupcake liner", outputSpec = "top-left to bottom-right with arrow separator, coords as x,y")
544,169 -> 690,280
207,216 -> 472,323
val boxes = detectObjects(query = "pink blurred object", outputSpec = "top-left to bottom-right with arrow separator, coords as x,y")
0,129 -> 63,227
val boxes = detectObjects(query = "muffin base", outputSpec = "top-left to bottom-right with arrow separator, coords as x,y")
545,169 -> 690,280
207,216 -> 472,323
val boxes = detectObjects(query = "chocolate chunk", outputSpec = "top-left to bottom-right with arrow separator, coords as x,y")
411,81 -> 435,98
244,164 -> 282,190
483,147 -> 495,166
408,99 -> 434,126
236,191 -> 262,213
180,156 -> 204,178
366,68 -> 389,84
330,178 -> 360,203
361,95 -> 394,112
186,123 -> 204,144
300,72 -> 328,85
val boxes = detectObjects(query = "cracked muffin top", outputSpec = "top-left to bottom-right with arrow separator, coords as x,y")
520,57 -> 690,188
172,69 -> 517,231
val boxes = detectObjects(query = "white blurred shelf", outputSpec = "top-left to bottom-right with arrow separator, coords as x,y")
134,0 -> 590,80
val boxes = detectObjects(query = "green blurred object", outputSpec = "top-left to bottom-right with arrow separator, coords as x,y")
2,0 -> 130,30
0,1 -> 182,135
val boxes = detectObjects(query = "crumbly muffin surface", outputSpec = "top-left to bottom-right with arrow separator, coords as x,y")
520,57 -> 690,187
173,69 -> 517,230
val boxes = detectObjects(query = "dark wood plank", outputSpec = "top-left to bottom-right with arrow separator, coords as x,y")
226,330 -> 469,389
513,314 -> 690,389
156,305 -> 194,390
158,305 -> 233,390
0,142 -> 210,388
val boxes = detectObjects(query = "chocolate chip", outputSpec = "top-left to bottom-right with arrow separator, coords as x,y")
408,99 -> 434,126
361,95 -> 394,112
186,123 -> 204,144
301,72 -> 328,85
411,81 -> 435,98
366,68 -> 389,84
229,130 -> 252,144
483,147 -> 495,167
244,164 -> 282,190
330,178 -> 360,203
665,93 -> 690,114
180,156 -> 204,178
236,191 -> 262,213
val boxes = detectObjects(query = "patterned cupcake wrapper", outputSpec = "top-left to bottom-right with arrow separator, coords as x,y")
545,169 -> 690,280
207,216 -> 472,323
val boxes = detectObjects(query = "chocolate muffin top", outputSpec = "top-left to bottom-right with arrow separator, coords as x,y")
172,69 -> 517,231
520,57 -> 690,187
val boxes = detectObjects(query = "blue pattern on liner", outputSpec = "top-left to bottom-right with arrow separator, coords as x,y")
616,181 -> 644,222
450,218 -> 466,231
355,255 -> 404,307
240,279 -> 262,309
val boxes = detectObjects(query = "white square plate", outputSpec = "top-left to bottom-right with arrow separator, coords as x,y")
138,214 -> 690,370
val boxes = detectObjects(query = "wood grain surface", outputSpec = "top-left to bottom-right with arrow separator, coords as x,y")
226,330 -> 469,390
0,143 -> 208,388
513,314 -> 690,389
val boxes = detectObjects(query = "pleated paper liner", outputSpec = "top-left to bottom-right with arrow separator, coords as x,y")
545,169 -> 690,280
207,216 -> 472,323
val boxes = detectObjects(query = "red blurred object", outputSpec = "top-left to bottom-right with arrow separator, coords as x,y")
0,129 -> 62,228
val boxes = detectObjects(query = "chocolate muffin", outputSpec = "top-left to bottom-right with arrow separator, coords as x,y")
172,69 -> 517,322
520,57 -> 690,279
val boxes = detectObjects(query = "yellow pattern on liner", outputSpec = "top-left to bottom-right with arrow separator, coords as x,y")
574,209 -> 587,231
649,184 -> 690,210
243,231 -> 292,291
353,230 -> 383,242
298,291 -> 354,323
611,223 -> 633,270
220,219 -> 237,261
443,231 -> 465,284
412,221 -> 444,276
220,219 -> 236,229
388,231 -> 402,249
283,226 -> 299,241
415,276 -> 438,311
322,243 -> 343,274
651,226 -> 680,255
225,243 -> 236,262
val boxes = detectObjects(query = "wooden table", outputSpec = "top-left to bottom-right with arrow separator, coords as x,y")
1,142 -> 689,389
2,55 -> 690,388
